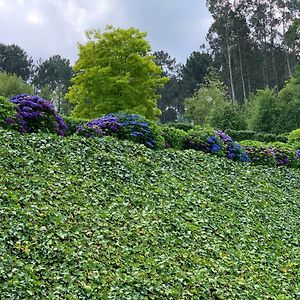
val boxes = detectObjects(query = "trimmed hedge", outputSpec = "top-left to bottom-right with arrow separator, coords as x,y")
225,129 -> 288,143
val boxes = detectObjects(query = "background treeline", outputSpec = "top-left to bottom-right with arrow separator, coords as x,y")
0,0 -> 300,134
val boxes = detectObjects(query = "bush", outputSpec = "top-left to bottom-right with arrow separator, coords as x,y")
288,128 -> 300,143
161,126 -> 187,149
166,122 -> 194,132
63,116 -> 89,136
7,94 -> 68,135
225,129 -> 288,143
0,72 -> 33,98
0,96 -> 15,129
183,126 -> 224,156
241,140 -> 300,168
183,127 -> 249,162
245,88 -> 280,133
77,113 -> 165,149
77,115 -> 122,138
216,130 -> 249,162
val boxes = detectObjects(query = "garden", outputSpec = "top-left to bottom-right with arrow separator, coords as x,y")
0,93 -> 300,299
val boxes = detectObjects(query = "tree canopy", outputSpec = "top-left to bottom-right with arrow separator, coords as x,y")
0,43 -> 32,81
66,26 -> 168,120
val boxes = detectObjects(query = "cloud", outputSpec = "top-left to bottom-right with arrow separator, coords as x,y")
0,0 -> 211,64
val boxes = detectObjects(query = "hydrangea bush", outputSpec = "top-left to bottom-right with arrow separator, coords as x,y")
6,94 -> 67,135
76,113 -> 164,149
240,140 -> 300,168
77,114 -> 122,138
216,130 -> 249,162
183,127 -> 249,162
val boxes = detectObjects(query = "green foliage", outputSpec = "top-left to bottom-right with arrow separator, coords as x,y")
0,72 -> 33,98
165,122 -> 194,132
276,65 -> 300,133
1,130 -> 300,298
245,88 -> 280,133
66,26 -> 168,120
0,96 -> 15,129
0,43 -> 32,81
240,140 -> 300,168
161,126 -> 187,149
208,100 -> 246,130
184,68 -> 237,128
288,128 -> 300,143
63,116 -> 89,136
226,129 -> 288,143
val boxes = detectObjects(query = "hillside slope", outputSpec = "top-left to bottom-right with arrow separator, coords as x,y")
0,129 -> 299,299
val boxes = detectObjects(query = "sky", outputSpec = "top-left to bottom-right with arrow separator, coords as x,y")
0,0 -> 212,65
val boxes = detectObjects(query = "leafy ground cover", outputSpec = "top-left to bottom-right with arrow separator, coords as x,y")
0,129 -> 299,299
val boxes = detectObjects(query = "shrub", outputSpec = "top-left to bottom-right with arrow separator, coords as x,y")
216,130 -> 249,162
241,140 -> 300,168
166,122 -> 194,132
225,129 -> 288,143
63,116 -> 89,136
77,113 -> 165,149
77,115 -> 123,138
183,126 -> 225,156
288,128 -> 300,143
0,96 -> 15,129
0,72 -> 33,98
161,126 -> 187,149
7,94 -> 68,135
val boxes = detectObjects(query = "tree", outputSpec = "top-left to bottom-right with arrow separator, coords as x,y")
33,55 -> 73,92
276,65 -> 300,133
245,88 -> 280,133
179,50 -> 212,104
184,68 -> 229,125
153,50 -> 181,123
0,72 -> 33,98
66,26 -> 168,119
33,55 -> 73,113
0,43 -> 32,81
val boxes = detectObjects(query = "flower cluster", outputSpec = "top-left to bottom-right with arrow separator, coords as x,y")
183,127 -> 224,156
206,136 -> 223,154
7,94 -> 67,135
76,113 -> 163,149
243,145 -> 300,168
77,115 -> 122,138
116,113 -> 157,148
216,130 -> 249,162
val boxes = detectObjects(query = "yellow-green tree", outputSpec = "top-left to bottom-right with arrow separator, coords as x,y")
66,26 -> 168,119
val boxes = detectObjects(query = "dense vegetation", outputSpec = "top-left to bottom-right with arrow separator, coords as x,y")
0,129 -> 300,299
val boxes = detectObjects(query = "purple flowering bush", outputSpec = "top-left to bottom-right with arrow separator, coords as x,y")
240,140 -> 300,168
183,127 -> 224,156
76,113 -> 165,149
76,115 -> 122,138
183,127 -> 249,162
216,130 -> 249,162
6,94 -> 67,135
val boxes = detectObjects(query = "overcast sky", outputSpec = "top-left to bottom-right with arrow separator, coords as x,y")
0,0 -> 212,65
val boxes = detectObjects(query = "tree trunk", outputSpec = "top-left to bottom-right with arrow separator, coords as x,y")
227,41 -> 236,102
238,40 -> 247,101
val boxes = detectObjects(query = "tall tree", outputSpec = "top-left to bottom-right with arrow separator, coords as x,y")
33,55 -> 73,112
33,55 -> 73,92
0,44 -> 32,81
66,26 -> 168,120
153,51 -> 181,123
